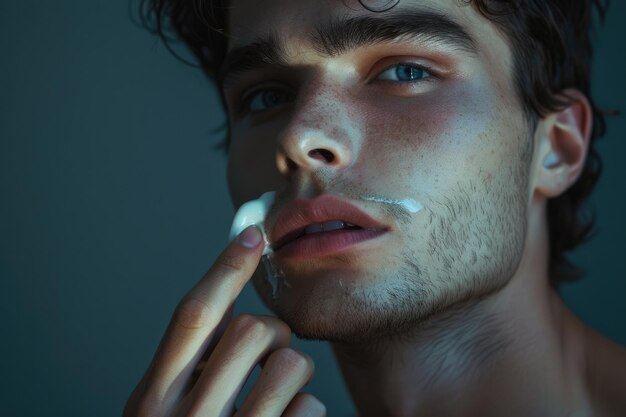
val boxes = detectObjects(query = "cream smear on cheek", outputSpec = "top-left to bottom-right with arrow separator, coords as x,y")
359,195 -> 424,214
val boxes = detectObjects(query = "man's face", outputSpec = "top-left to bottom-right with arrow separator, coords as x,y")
223,0 -> 535,342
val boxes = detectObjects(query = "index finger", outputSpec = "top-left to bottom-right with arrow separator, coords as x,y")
141,226 -> 265,404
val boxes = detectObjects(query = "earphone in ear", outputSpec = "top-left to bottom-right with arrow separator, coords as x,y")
543,152 -> 561,169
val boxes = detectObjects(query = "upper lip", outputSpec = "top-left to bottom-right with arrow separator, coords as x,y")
269,194 -> 389,251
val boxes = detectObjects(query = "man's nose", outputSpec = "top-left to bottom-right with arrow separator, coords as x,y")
275,91 -> 360,176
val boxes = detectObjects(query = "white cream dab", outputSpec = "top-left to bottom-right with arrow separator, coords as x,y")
229,191 -> 275,255
360,195 -> 424,214
229,191 -> 284,299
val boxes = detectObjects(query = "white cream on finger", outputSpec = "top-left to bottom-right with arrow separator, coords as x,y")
229,191 -> 275,255
229,191 -> 285,299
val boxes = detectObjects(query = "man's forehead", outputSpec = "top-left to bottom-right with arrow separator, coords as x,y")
227,0 -> 491,50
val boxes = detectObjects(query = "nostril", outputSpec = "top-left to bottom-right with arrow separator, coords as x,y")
308,148 -> 335,163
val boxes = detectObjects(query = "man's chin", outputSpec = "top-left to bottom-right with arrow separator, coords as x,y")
251,257 -> 515,345
251,264 -> 378,342
250,263 -> 438,344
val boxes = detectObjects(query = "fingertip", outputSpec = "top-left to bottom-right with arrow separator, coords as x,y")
237,225 -> 263,249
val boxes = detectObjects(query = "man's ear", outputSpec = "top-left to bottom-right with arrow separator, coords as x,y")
534,89 -> 593,199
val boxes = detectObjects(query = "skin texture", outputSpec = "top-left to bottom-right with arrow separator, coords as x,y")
227,0 -> 530,343
222,0 -> 626,416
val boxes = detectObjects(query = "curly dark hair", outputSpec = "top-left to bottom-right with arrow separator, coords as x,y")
138,0 -> 610,291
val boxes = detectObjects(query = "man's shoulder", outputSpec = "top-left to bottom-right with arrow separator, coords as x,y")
584,326 -> 626,416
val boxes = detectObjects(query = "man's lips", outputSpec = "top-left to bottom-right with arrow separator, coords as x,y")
269,194 -> 389,254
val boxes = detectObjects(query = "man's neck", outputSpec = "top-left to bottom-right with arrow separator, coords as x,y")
330,274 -> 592,417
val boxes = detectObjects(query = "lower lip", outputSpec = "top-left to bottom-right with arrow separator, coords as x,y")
274,229 -> 386,260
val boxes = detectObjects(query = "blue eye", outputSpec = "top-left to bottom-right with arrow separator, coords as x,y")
244,89 -> 293,113
237,63 -> 431,115
377,64 -> 431,82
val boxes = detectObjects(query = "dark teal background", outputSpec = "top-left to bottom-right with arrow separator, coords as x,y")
1,1 -> 624,416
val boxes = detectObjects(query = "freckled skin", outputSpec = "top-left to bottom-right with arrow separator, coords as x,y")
222,0 -> 625,416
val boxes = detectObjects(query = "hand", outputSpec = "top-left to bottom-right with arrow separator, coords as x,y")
123,226 -> 326,417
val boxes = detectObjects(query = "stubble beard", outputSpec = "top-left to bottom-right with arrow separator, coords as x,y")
255,135 -> 533,345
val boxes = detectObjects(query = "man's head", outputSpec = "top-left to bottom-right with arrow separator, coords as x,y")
142,0 -> 607,342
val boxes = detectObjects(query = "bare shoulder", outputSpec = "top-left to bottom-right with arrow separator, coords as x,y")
583,325 -> 626,417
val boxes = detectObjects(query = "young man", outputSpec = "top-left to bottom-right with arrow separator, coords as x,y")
125,0 -> 626,415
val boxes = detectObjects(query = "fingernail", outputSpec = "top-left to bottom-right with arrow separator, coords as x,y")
238,225 -> 263,248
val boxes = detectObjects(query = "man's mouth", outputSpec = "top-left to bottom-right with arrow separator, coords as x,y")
273,219 -> 362,249
270,194 -> 389,260
303,220 -> 362,234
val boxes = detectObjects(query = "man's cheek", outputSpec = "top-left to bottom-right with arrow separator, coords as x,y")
365,82 -> 487,151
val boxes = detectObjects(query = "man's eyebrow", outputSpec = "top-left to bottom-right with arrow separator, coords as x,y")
219,9 -> 478,88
